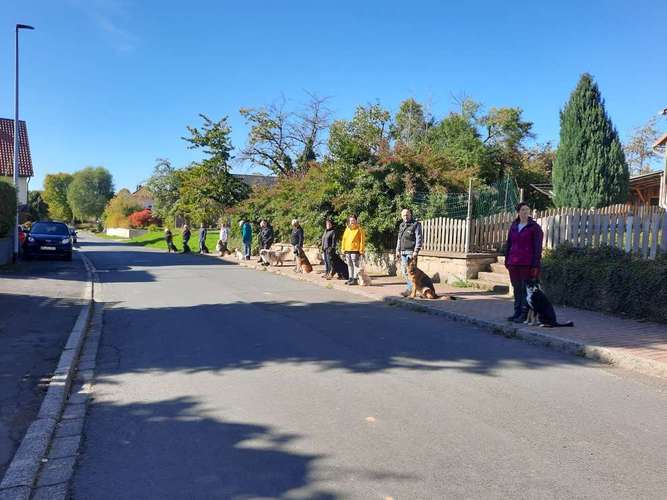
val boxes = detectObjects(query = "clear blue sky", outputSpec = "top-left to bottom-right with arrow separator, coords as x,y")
2,0 -> 666,191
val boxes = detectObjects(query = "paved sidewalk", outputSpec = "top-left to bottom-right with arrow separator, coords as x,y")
224,255 -> 667,378
0,255 -> 87,480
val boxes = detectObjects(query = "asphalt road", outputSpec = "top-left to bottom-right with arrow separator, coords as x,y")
0,251 -> 87,479
72,235 -> 667,500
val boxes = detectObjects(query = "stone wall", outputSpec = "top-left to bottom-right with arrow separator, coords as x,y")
106,227 -> 149,239
417,252 -> 498,284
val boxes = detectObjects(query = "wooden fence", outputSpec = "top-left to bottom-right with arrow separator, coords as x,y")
422,205 -> 667,259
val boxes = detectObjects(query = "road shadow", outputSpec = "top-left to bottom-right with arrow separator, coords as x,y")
73,396 -> 416,500
96,298 -> 596,379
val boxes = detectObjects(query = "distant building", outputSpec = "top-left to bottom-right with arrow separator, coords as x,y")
0,118 -> 33,205
131,185 -> 154,210
628,133 -> 667,208
232,174 -> 277,190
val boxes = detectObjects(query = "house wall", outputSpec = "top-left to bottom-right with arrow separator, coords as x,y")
0,176 -> 28,204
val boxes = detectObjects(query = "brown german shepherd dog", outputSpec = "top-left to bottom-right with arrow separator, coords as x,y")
407,257 -> 437,299
297,247 -> 313,273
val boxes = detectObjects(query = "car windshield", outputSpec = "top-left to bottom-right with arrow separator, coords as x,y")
30,222 -> 69,236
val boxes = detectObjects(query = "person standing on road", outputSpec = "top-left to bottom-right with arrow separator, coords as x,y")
182,224 -> 191,254
240,220 -> 253,260
341,215 -> 365,286
258,220 -> 274,266
199,223 -> 209,254
505,202 -> 543,323
291,219 -> 304,272
164,228 -> 179,253
395,208 -> 422,297
321,218 -> 336,277
217,221 -> 229,256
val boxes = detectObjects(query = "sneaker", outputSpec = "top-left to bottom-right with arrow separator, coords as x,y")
400,290 -> 411,297
513,314 -> 528,323
344,279 -> 352,285
349,279 -> 358,286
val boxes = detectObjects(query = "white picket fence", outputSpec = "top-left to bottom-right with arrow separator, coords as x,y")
422,205 -> 667,259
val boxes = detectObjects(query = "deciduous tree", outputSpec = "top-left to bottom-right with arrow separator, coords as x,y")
43,173 -> 73,221
624,118 -> 660,175
67,167 -> 114,221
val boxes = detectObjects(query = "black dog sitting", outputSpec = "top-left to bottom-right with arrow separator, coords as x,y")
525,280 -> 574,327
325,247 -> 349,280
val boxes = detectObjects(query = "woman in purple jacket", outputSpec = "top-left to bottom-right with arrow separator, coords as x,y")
504,202 -> 543,323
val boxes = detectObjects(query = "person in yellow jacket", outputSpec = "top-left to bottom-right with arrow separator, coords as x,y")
340,214 -> 365,285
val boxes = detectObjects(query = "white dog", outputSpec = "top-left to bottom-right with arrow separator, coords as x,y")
357,257 -> 373,286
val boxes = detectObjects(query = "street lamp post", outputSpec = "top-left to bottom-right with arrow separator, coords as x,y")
13,23 -> 35,261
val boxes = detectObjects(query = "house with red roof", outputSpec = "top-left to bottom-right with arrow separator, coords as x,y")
0,118 -> 33,205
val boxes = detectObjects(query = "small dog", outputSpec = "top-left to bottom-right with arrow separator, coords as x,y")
259,247 -> 290,266
297,248 -> 313,273
525,280 -> 574,327
356,257 -> 372,286
406,258 -> 437,299
216,240 -> 230,256
325,247 -> 349,280
233,248 -> 244,261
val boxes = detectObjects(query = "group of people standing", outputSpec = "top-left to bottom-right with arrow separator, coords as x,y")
163,201 -> 543,322
164,223 -> 210,254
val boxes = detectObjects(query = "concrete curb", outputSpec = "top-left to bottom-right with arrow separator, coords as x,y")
229,257 -> 667,380
0,252 -> 95,500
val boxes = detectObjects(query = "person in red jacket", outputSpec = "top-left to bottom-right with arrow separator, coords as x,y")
504,202 -> 543,323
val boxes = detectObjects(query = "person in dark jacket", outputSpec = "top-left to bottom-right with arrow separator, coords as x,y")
321,219 -> 336,277
395,208 -> 423,297
199,223 -> 209,254
291,219 -> 304,272
505,202 -> 543,323
182,224 -> 191,254
258,220 -> 274,266
164,228 -> 178,253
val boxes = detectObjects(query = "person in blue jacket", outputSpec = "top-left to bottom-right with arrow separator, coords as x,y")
240,219 -> 253,260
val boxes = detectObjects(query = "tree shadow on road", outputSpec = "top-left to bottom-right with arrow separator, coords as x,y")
73,396 -> 415,500
96,298 -> 596,378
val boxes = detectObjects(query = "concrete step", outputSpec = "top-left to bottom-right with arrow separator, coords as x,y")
496,255 -> 505,265
490,263 -> 509,274
468,279 -> 510,294
477,271 -> 511,285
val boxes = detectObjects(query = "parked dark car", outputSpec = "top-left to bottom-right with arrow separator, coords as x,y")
23,221 -> 73,261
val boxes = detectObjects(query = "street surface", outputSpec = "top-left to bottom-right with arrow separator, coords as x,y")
72,235 -> 667,499
0,253 -> 86,478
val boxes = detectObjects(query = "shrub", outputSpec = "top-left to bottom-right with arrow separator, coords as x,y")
103,190 -> 141,229
0,181 -> 17,238
128,208 -> 154,228
541,244 -> 667,323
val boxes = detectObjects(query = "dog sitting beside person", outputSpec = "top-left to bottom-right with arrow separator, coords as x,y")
324,247 -> 349,280
406,257 -> 438,299
296,247 -> 313,273
525,280 -> 574,327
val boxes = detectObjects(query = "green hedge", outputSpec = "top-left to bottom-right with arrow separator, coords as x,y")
542,244 -> 667,323
0,181 -> 17,238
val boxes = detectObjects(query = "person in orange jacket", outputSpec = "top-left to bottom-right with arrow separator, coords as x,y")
340,214 -> 365,285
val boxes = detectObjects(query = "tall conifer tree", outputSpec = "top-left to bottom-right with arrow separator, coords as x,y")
553,74 -> 629,208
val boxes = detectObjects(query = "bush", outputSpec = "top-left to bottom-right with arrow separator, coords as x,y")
103,190 -> 141,229
128,208 -> 155,228
0,181 -> 17,238
542,244 -> 667,323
